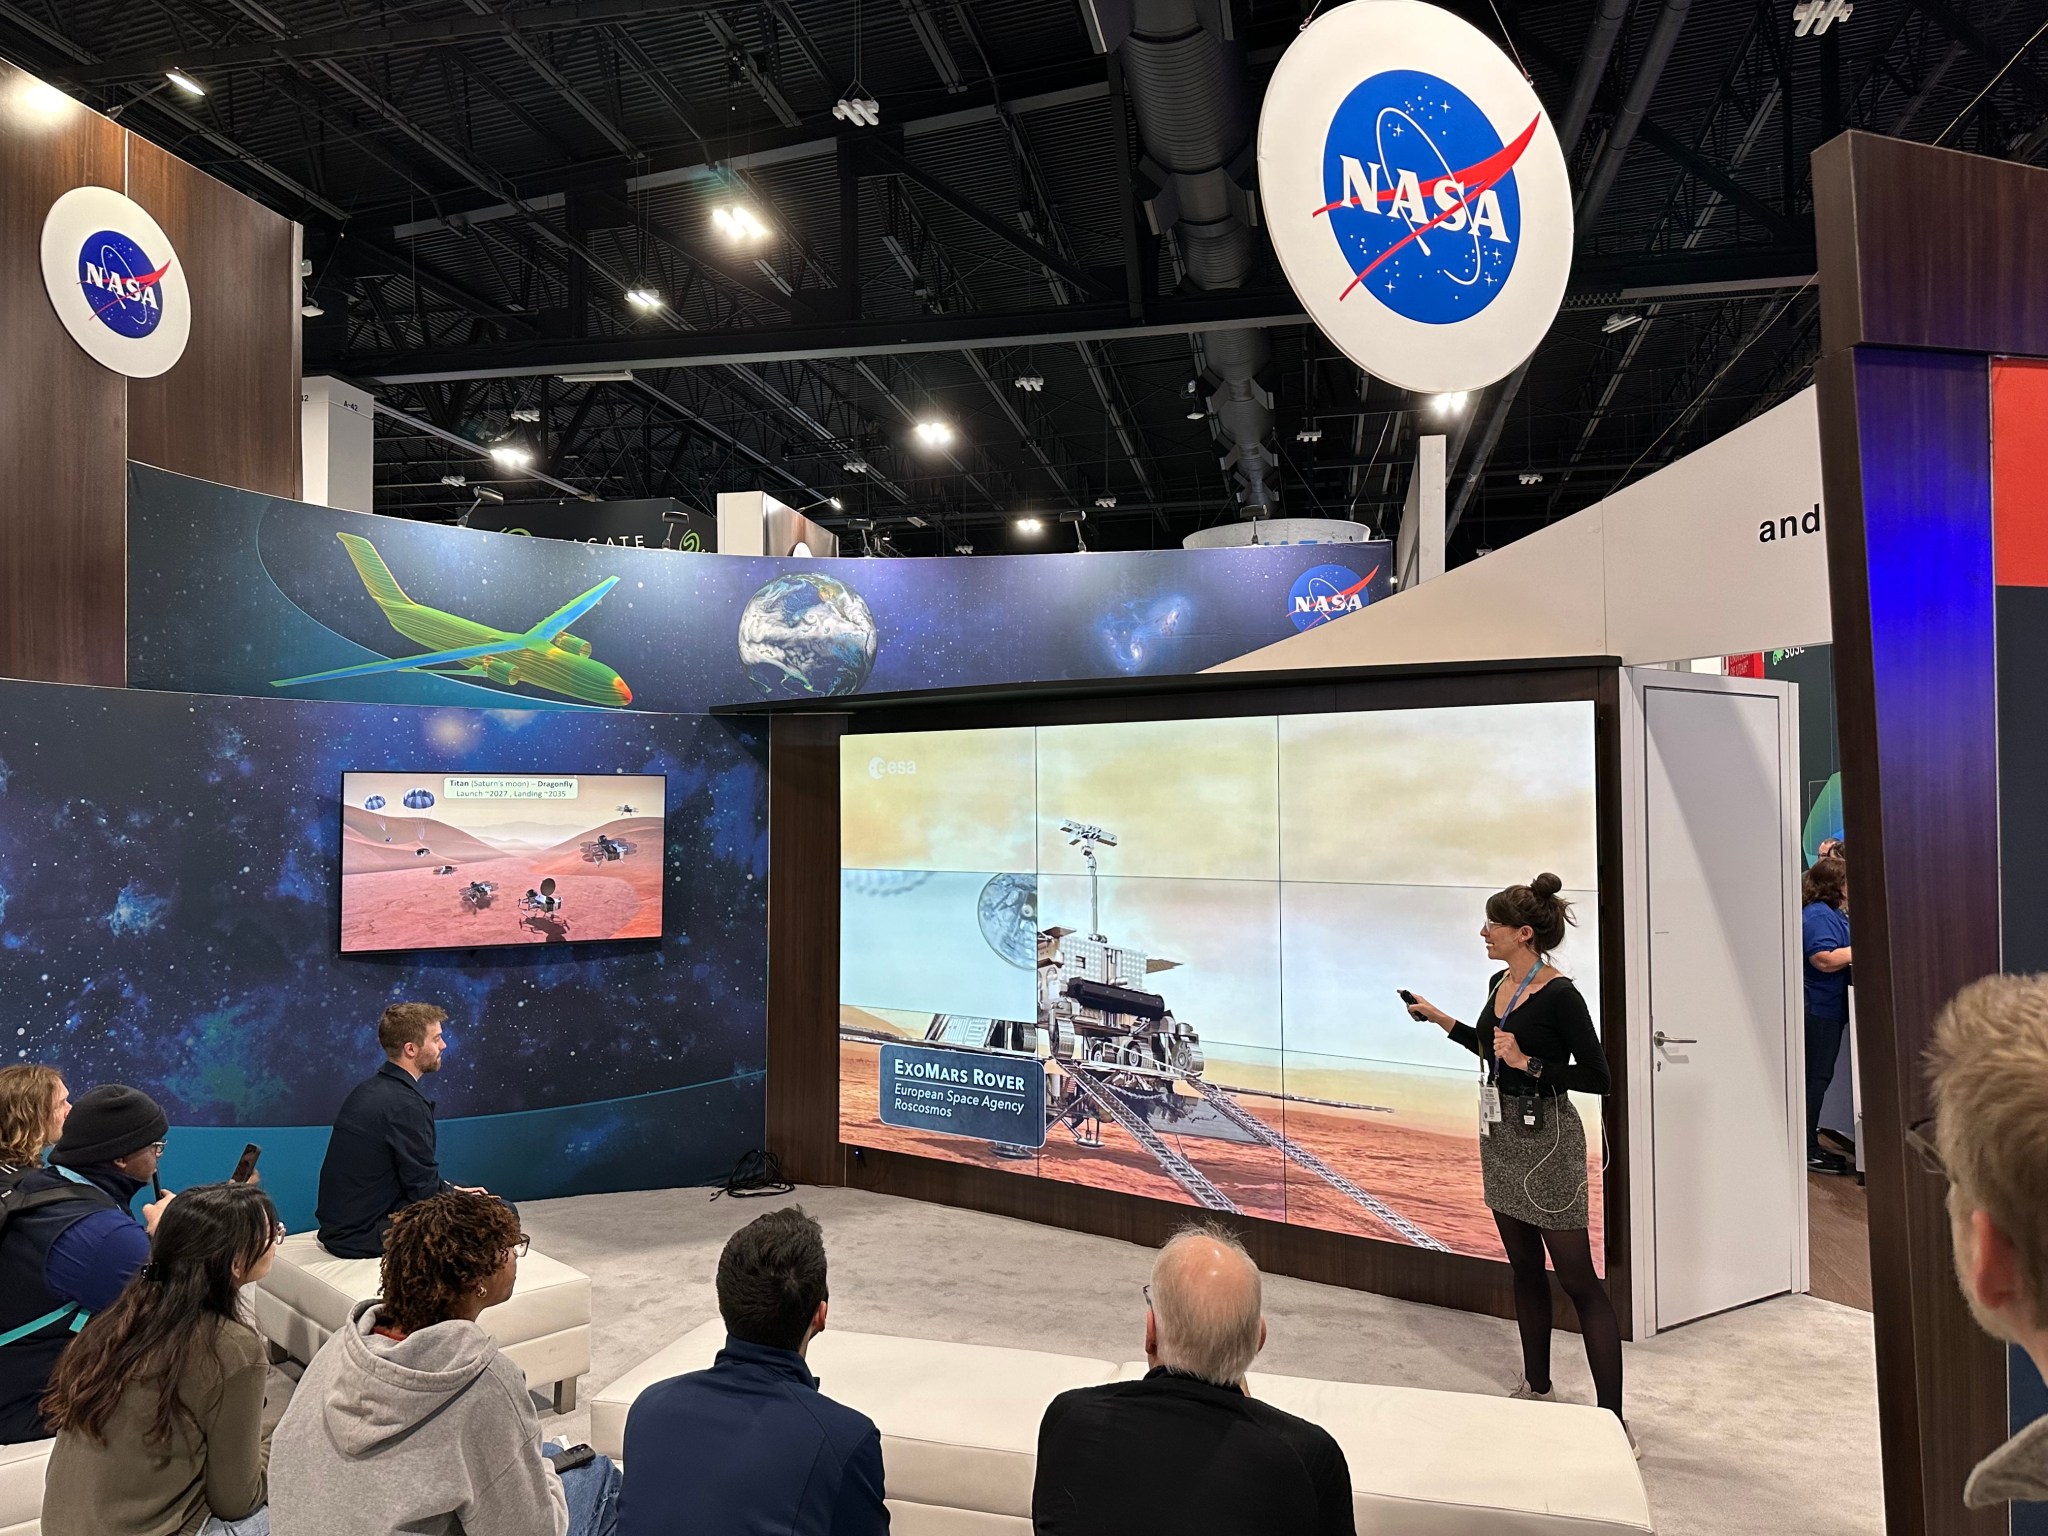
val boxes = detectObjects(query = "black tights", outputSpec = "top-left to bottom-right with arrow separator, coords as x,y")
1493,1211 -> 1624,1418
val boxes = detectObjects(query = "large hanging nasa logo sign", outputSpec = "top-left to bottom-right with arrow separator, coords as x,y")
1258,1 -> 1572,395
40,186 -> 191,379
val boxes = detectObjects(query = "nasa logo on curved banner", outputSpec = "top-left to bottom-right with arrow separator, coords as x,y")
1258,0 -> 1572,394
1287,561 -> 1383,632
40,186 -> 192,379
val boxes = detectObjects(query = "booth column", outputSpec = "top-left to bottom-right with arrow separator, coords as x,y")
301,375 -> 376,512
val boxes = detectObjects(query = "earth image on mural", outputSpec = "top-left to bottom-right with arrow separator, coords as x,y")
737,571 -> 879,698
977,872 -> 1038,969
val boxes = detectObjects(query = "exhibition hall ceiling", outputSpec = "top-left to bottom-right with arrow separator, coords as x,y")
5,0 -> 2043,555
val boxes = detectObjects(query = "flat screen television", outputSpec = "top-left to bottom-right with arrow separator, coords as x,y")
339,772 -> 665,952
836,701 -> 1603,1261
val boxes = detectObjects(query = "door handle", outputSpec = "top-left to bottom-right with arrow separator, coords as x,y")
1654,1031 -> 1698,1046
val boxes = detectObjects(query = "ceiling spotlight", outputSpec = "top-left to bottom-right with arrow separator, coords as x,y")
829,497 -> 844,510
1792,0 -> 1852,38
832,93 -> 881,127
1182,378 -> 1208,420
624,286 -> 663,312
300,300 -> 324,319
1518,471 -> 1545,486
712,205 -> 769,241
1014,373 -> 1044,392
1296,426 -> 1323,443
1094,494 -> 1117,510
439,475 -> 468,488
1601,311 -> 1642,334
510,406 -> 541,423
1015,517 -> 1044,534
842,458 -> 870,473
1429,391 -> 1470,418
165,69 -> 207,97
488,441 -> 533,470
914,420 -> 953,447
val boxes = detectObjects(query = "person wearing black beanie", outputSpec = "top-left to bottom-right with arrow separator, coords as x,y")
0,1085 -> 175,1443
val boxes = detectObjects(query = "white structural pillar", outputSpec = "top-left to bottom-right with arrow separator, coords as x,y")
1395,433 -> 1446,589
301,376 -> 376,512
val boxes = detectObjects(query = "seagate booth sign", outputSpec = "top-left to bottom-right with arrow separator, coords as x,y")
40,186 -> 192,380
1258,0 -> 1573,394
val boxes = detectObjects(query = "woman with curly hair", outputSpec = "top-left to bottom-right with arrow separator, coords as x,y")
268,1191 -> 619,1536
39,1180 -> 281,1536
0,1064 -> 70,1177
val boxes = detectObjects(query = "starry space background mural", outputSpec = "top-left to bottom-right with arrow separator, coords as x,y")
0,679 -> 766,1221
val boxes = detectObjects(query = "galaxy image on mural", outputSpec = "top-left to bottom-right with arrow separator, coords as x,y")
0,683 -> 767,1127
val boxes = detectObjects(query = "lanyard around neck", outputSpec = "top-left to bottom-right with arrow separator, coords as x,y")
1485,963 -> 1543,1083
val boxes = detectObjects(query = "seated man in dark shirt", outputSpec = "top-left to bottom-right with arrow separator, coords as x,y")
1032,1224 -> 1355,1536
620,1206 -> 888,1536
316,1003 -> 490,1259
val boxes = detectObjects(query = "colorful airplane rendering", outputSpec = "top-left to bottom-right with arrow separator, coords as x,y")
271,532 -> 634,707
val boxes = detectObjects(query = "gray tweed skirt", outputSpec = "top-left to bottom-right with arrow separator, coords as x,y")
1480,1093 -> 1591,1230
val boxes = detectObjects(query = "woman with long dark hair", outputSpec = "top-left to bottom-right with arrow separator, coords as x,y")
1801,856 -> 1854,1174
40,1180 -> 281,1536
1405,874 -> 1629,1447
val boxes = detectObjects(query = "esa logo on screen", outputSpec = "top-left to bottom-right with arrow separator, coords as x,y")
1287,564 -> 1375,631
868,756 -> 917,780
1317,68 -> 1529,325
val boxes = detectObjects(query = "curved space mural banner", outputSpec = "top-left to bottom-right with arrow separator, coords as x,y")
0,679 -> 766,1226
126,465 -> 1394,713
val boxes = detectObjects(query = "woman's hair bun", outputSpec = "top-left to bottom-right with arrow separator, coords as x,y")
1531,872 -> 1563,899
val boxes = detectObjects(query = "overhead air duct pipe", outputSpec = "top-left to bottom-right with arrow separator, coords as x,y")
1087,0 -> 1277,511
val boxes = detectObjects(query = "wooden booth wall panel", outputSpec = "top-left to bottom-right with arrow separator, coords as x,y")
1816,343 -> 2008,1536
0,70 -> 127,687
126,134 -> 302,498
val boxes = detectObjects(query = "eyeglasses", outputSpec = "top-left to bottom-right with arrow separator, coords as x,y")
508,1234 -> 531,1261
147,1140 -> 167,1155
1903,1119 -> 1948,1182
1142,1283 -> 1152,1308
270,1221 -> 288,1248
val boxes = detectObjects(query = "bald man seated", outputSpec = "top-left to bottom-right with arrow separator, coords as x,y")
1030,1224 -> 1354,1536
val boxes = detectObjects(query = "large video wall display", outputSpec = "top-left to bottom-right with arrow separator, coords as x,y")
838,702 -> 1604,1261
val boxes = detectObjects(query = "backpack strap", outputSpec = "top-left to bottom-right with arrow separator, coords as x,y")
0,1302 -> 85,1348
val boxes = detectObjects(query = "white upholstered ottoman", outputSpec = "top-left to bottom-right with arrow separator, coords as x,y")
592,1325 -> 1653,1536
250,1231 -> 592,1412
0,1439 -> 52,1536
591,1319 -> 1119,1534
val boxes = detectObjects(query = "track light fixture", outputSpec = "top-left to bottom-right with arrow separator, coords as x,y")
1183,380 -> 1207,420
833,90 -> 881,127
1792,0 -> 1852,37
842,458 -> 871,473
1014,373 -> 1044,392
439,475 -> 468,488
510,407 -> 541,423
1519,471 -> 1545,486
1094,494 -> 1117,510
1296,426 -> 1323,443
1601,311 -> 1641,335
165,69 -> 206,97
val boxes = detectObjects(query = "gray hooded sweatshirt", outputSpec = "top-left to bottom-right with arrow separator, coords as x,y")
268,1299 -> 568,1536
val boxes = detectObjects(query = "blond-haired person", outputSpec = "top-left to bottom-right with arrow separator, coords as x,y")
1926,974 -> 2048,1507
0,1064 -> 70,1178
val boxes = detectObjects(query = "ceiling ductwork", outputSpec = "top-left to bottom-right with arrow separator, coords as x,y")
1087,0 -> 1277,512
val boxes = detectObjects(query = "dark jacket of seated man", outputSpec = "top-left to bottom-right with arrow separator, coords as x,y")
620,1205 -> 888,1536
318,1053 -> 451,1258
1032,1368 -> 1354,1536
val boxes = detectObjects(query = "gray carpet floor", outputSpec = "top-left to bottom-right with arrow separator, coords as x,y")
491,1184 -> 1885,1536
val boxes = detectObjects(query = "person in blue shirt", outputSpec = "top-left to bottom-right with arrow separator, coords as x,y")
620,1207 -> 888,1536
1802,856 -> 1854,1174
0,1085 -> 174,1442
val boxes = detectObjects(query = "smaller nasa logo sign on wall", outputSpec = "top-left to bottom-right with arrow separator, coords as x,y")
1287,561 -> 1383,631
1258,1 -> 1572,395
40,186 -> 192,379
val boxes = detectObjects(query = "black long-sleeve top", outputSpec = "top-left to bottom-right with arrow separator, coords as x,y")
315,1061 -> 451,1258
1446,970 -> 1611,1096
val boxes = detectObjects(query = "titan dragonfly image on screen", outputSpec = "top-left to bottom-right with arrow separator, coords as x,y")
340,772 -> 665,952
838,704 -> 1604,1263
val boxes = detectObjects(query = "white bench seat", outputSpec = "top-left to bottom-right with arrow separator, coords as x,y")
250,1231 -> 591,1412
590,1324 -> 1652,1535
0,1438 -> 52,1536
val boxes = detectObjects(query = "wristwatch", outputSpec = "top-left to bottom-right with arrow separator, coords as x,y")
1524,1055 -> 1546,1080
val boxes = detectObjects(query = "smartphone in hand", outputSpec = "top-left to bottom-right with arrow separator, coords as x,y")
231,1143 -> 262,1184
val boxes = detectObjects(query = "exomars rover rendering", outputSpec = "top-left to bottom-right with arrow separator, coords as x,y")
854,819 -> 1445,1250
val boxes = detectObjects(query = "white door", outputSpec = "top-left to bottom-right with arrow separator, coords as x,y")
1645,685 -> 1799,1326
